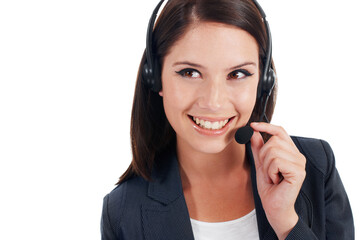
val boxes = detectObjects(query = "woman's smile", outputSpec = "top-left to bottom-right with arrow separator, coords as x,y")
187,114 -> 235,135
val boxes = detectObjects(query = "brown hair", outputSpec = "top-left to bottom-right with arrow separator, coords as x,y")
117,0 -> 277,184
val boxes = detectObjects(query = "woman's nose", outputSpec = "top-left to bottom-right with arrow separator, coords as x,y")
197,78 -> 227,111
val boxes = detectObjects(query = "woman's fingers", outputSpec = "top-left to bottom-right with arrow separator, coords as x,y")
250,122 -> 305,179
260,144 -> 305,179
250,122 -> 295,146
250,129 -> 264,171
259,136 -> 299,164
249,121 -> 306,187
266,155 -> 306,185
250,122 -> 306,187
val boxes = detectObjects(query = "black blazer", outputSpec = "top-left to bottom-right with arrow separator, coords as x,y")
101,136 -> 354,239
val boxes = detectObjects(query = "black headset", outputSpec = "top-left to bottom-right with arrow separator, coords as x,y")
142,0 -> 275,103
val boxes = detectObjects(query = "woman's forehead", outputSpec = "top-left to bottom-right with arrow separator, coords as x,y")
165,22 -> 259,68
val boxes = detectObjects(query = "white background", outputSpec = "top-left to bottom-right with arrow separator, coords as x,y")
0,0 -> 358,239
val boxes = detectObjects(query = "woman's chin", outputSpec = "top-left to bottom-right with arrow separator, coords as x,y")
183,138 -> 234,155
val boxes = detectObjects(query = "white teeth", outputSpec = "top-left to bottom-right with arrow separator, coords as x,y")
205,121 -> 211,129
212,122 -> 219,130
192,116 -> 230,130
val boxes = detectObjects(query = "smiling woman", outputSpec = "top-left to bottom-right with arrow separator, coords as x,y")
101,0 -> 354,239
160,23 -> 259,154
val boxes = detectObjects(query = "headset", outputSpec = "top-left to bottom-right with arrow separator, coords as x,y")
142,0 -> 276,122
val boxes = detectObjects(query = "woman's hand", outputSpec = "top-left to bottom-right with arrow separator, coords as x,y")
250,122 -> 306,240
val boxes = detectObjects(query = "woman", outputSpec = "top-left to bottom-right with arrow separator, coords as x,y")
101,0 -> 354,239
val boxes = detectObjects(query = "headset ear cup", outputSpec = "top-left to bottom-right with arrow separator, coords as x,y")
257,68 -> 276,99
142,61 -> 153,88
142,56 -> 161,92
152,57 -> 162,92
265,68 -> 276,96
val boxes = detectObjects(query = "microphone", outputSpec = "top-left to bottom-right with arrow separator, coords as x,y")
235,125 -> 254,144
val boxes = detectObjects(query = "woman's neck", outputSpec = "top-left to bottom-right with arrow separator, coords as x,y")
176,138 -> 248,186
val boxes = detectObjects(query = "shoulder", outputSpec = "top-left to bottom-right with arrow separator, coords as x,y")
107,175 -> 148,201
290,136 -> 354,239
291,136 -> 335,177
101,175 -> 149,237
105,175 -> 149,216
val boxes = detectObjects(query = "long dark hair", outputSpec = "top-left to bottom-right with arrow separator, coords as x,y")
117,0 -> 277,184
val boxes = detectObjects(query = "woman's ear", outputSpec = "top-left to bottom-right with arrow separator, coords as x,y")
159,90 -> 163,97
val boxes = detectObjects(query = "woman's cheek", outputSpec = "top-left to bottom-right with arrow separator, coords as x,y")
162,79 -> 194,122
232,85 -> 257,113
167,82 -> 195,108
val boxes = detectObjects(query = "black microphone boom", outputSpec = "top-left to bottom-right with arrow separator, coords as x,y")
234,0 -> 275,145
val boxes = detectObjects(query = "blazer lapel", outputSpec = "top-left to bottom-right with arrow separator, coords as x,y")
246,142 -> 278,239
141,148 -> 195,240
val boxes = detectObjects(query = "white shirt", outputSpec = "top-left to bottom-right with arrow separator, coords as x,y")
190,209 -> 260,240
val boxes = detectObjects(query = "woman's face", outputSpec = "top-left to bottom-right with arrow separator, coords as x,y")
160,22 -> 260,154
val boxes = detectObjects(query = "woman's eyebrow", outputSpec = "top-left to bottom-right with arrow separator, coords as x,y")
172,61 -> 203,68
227,62 -> 256,71
172,61 -> 256,70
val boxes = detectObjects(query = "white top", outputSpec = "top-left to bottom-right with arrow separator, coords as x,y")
190,209 -> 260,240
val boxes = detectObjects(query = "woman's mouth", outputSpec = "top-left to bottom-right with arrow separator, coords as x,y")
188,115 -> 234,130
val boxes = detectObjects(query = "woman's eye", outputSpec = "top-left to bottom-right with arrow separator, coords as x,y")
176,68 -> 201,78
227,69 -> 253,80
